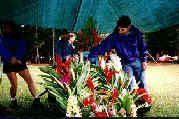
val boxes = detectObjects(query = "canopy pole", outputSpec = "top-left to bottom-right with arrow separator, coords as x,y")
52,28 -> 55,65
72,0 -> 82,31
35,26 -> 40,64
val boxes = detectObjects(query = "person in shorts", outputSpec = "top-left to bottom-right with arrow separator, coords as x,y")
1,21 -> 40,107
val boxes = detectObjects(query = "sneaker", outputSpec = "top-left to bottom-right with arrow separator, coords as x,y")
9,99 -> 17,108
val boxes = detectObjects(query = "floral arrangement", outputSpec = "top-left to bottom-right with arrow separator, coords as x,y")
40,56 -> 152,117
73,16 -> 102,52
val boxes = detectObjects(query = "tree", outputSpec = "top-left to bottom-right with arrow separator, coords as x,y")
146,25 -> 179,61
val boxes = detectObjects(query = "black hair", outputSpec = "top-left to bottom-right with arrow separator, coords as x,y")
61,29 -> 69,35
3,21 -> 21,42
117,16 -> 131,28
114,15 -> 131,34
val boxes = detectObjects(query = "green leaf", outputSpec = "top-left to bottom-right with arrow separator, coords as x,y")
39,66 -> 50,74
122,93 -> 132,115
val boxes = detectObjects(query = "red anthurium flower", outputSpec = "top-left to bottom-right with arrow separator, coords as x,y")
112,88 -> 119,104
83,97 -> 95,107
56,54 -> 62,66
142,94 -> 152,104
104,65 -> 109,76
56,66 -> 60,75
136,88 -> 152,103
107,71 -> 119,83
103,66 -> 119,83
136,88 -> 147,96
89,97 -> 94,104
65,57 -> 72,66
103,56 -> 109,62
55,54 -> 72,76
83,98 -> 89,107
91,28 -> 102,47
56,54 -> 62,74
96,112 -> 107,118
91,103 -> 97,112
87,77 -> 95,95
108,109 -> 115,117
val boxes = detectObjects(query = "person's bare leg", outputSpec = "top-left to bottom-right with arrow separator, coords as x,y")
18,69 -> 37,97
7,72 -> 18,98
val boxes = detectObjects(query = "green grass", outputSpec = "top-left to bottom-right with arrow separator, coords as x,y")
0,64 -> 179,117
145,63 -> 179,117
0,65 -> 64,117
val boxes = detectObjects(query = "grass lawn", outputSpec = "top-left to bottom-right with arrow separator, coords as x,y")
145,63 -> 179,117
0,63 -> 179,117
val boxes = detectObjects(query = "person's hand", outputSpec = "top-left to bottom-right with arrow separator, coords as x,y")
11,57 -> 22,64
142,62 -> 147,71
87,60 -> 91,66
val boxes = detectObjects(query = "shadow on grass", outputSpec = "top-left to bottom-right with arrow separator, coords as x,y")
0,102 -> 65,119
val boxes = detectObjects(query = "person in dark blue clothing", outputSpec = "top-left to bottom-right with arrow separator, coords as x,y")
88,16 -> 148,91
0,37 -> 15,64
56,29 -> 75,62
1,22 -> 40,107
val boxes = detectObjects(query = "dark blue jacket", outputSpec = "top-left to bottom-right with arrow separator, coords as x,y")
88,25 -> 148,64
0,36 -> 12,63
55,39 -> 74,62
0,35 -> 26,63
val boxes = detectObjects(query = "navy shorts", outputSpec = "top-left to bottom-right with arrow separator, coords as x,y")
3,62 -> 28,73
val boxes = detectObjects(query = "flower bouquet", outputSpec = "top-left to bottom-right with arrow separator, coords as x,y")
40,56 -> 152,117
74,16 -> 102,52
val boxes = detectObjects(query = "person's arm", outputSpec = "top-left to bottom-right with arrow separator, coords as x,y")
138,32 -> 148,70
15,36 -> 26,61
138,32 -> 148,62
88,34 -> 114,61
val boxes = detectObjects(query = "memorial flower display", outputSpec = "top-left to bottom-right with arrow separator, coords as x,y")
40,56 -> 151,117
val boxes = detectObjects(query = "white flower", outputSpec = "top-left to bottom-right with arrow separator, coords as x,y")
118,89 -> 128,100
121,89 -> 127,96
119,94 -> 123,100
97,105 -> 107,112
109,53 -> 123,81
131,104 -> 137,117
99,56 -> 106,69
66,95 -> 82,117
110,54 -> 122,71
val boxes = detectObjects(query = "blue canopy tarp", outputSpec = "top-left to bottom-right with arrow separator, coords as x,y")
0,0 -> 179,32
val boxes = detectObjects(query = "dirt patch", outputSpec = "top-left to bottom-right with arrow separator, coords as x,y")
148,62 -> 179,66
28,64 -> 50,66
